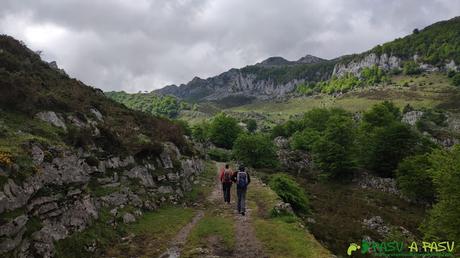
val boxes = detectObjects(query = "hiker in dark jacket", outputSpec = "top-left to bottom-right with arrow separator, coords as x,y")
220,164 -> 233,203
232,165 -> 250,215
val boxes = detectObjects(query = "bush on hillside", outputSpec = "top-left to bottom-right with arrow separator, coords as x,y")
396,154 -> 435,202
269,173 -> 309,214
403,61 -> 422,75
232,133 -> 277,168
246,119 -> 257,133
452,73 -> 460,86
207,148 -> 232,162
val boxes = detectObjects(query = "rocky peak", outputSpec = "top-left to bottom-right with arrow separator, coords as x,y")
296,54 -> 326,64
257,56 -> 290,66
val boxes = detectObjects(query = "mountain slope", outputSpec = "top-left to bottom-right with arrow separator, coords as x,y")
0,35 -> 205,257
152,16 -> 460,104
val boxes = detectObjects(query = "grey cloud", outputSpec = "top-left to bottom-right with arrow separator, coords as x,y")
0,0 -> 459,92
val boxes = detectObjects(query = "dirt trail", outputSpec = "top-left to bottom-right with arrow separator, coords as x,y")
213,163 -> 265,258
159,211 -> 205,258
161,162 -> 265,258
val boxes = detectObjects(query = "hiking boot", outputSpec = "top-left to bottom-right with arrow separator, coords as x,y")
241,212 -> 245,216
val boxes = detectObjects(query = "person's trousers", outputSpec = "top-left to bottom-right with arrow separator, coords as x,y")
237,187 -> 247,213
222,183 -> 232,203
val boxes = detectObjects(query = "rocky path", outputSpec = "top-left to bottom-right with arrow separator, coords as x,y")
216,163 -> 266,258
161,162 -> 265,258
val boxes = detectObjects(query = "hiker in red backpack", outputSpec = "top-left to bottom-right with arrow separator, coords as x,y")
220,164 -> 233,204
233,165 -> 250,216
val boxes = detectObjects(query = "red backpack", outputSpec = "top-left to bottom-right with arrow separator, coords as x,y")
223,169 -> 232,183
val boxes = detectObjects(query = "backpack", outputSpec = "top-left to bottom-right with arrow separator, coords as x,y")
237,171 -> 248,188
223,169 -> 232,183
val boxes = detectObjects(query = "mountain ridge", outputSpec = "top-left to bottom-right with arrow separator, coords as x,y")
152,16 -> 460,103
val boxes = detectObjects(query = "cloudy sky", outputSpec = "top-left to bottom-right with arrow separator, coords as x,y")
1,0 -> 459,92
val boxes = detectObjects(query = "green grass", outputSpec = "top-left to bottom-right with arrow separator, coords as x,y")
104,206 -> 196,257
229,73 -> 459,121
55,208 -> 123,258
0,110 -> 64,155
183,160 -> 216,203
248,172 -> 331,258
183,213 -> 235,256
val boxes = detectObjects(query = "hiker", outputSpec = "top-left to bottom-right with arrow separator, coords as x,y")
233,165 -> 250,216
220,164 -> 233,203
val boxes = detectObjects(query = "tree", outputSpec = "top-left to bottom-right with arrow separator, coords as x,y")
291,128 -> 321,151
232,133 -> 277,168
413,28 -> 419,34
362,101 -> 401,128
208,113 -> 242,149
246,119 -> 257,133
312,114 -> 355,178
367,122 -> 420,177
396,154 -> 435,202
421,145 -> 460,244
191,121 -> 210,143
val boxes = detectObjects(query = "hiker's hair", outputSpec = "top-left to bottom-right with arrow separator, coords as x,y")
225,164 -> 229,169
238,165 -> 245,172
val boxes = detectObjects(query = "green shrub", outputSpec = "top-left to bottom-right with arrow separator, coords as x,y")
207,148 -> 231,162
452,73 -> 460,86
360,65 -> 388,85
403,61 -> 422,75
233,133 -> 277,168
269,173 -> 309,214
246,119 -> 257,133
396,154 -> 435,202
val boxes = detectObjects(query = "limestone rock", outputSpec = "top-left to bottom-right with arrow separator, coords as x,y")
90,108 -> 103,121
125,166 -> 155,187
122,213 -> 136,223
402,111 -> 424,126
0,215 -> 28,237
362,216 -> 390,237
35,111 -> 67,130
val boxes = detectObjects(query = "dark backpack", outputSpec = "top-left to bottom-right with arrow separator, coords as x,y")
223,169 -> 232,183
237,171 -> 248,188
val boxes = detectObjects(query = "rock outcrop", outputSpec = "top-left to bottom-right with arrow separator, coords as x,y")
333,53 -> 402,77
274,137 -> 312,172
0,142 -> 204,257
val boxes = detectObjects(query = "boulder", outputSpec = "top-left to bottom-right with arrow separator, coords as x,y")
122,213 -> 136,223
